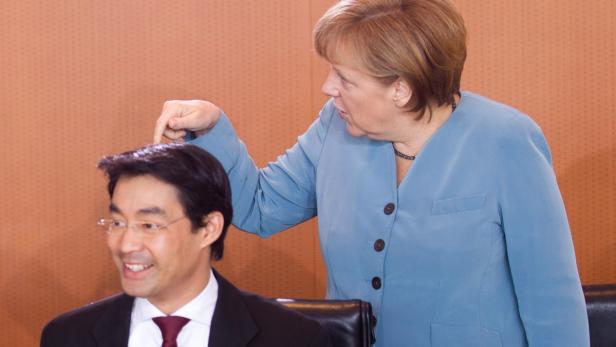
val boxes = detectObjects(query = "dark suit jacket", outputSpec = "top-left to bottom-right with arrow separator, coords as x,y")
41,269 -> 332,347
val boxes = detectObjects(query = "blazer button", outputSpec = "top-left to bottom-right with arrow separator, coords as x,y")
372,276 -> 382,290
384,203 -> 395,215
374,239 -> 385,252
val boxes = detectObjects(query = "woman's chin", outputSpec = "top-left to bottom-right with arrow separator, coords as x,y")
345,124 -> 364,137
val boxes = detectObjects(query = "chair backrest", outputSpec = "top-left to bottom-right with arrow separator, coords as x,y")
584,284 -> 616,347
276,298 -> 375,347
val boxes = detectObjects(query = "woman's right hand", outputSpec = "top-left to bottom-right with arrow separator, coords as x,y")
153,100 -> 222,144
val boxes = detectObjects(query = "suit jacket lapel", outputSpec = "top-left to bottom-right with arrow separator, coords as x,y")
91,294 -> 134,347
208,269 -> 258,347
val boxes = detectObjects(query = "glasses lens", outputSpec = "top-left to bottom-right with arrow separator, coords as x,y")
97,219 -> 108,229
97,219 -> 166,235
137,222 -> 159,234
98,219 -> 123,234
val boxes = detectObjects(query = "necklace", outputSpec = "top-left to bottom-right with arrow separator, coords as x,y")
392,100 -> 457,161
393,145 -> 417,160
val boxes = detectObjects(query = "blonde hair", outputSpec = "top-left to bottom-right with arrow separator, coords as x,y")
314,0 -> 467,118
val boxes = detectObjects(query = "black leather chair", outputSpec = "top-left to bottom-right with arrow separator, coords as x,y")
584,284 -> 616,347
276,289 -> 616,346
276,298 -> 375,346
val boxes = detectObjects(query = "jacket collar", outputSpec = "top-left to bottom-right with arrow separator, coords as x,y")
89,269 -> 258,347
91,293 -> 134,347
208,268 -> 259,347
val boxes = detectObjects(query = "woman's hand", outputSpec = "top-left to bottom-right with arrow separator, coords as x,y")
153,100 -> 222,144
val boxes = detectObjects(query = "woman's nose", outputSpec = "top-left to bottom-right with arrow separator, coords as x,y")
321,72 -> 340,97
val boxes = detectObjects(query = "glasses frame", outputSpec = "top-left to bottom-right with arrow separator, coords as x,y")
97,215 -> 187,236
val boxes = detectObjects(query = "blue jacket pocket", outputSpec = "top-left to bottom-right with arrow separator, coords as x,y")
431,194 -> 486,215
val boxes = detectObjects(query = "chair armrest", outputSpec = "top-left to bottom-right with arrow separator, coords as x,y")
276,298 -> 375,347
584,284 -> 616,347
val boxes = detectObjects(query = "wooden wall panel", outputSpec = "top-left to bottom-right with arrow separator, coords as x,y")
0,0 -> 614,345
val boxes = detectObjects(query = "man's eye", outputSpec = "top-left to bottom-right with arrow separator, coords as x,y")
111,220 -> 124,228
141,223 -> 158,230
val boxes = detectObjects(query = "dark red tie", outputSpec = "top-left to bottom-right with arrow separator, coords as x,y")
152,316 -> 190,347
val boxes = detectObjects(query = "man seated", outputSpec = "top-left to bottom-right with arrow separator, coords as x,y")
41,143 -> 331,347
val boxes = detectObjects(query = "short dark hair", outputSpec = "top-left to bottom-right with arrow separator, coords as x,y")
97,143 -> 232,260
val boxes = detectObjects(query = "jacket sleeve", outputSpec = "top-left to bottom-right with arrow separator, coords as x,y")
497,115 -> 589,346
40,323 -> 50,347
189,100 -> 336,237
40,320 -> 60,347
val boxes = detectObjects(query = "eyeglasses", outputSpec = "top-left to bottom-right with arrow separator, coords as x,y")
97,216 -> 187,236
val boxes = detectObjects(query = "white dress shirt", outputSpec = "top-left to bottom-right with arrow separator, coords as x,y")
128,270 -> 218,347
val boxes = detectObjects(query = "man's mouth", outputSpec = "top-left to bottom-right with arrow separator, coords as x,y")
124,263 -> 153,272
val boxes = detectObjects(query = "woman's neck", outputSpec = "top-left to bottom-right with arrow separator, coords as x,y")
391,99 -> 457,156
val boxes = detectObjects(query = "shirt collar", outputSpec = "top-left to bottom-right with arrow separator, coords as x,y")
132,269 -> 219,326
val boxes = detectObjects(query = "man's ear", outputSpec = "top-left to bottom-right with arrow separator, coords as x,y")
197,211 -> 224,249
393,78 -> 412,107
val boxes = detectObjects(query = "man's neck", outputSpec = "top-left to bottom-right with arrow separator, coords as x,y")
149,267 -> 213,315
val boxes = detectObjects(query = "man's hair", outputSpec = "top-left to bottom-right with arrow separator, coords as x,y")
97,143 -> 232,260
314,0 -> 467,119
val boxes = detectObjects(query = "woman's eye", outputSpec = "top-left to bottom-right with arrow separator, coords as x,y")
339,75 -> 352,87
111,220 -> 124,227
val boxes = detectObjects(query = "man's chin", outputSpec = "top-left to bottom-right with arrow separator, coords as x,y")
121,282 -> 152,298
119,274 -> 154,296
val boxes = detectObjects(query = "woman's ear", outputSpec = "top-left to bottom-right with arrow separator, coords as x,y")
393,78 -> 412,107
197,211 -> 224,249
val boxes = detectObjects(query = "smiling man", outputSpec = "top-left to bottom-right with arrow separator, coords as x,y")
41,144 -> 331,347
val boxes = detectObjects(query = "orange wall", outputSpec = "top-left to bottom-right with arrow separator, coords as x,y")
1,1 -> 614,345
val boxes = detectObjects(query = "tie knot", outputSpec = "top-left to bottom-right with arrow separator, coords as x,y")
153,316 -> 190,347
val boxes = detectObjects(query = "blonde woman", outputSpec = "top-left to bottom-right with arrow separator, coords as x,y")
154,1 -> 589,345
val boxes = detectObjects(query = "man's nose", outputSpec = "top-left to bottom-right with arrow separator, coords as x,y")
116,227 -> 145,253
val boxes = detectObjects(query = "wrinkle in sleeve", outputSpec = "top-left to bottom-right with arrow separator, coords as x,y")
497,116 -> 589,346
189,101 -> 335,237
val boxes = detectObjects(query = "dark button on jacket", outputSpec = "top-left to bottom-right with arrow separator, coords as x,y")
374,239 -> 385,252
384,203 -> 395,215
372,277 -> 382,290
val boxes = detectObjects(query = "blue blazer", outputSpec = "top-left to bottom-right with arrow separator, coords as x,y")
192,92 -> 589,346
